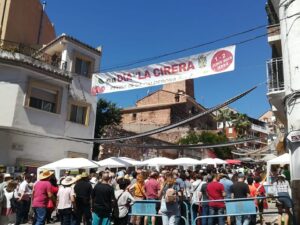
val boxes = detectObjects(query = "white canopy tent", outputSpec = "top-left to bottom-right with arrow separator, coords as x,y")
38,158 -> 99,179
137,157 -> 175,170
261,154 -> 277,162
118,157 -> 141,166
97,157 -> 136,168
266,153 -> 290,184
173,157 -> 202,166
198,158 -> 228,167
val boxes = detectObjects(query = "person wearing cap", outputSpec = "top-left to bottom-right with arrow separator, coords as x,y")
73,172 -> 92,225
230,173 -> 251,225
56,176 -> 77,225
273,173 -> 292,225
32,170 -> 54,225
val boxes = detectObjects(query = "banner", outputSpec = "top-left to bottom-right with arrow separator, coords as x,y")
92,45 -> 235,94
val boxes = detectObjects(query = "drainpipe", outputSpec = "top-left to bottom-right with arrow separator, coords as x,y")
0,0 -> 8,40
37,1 -> 46,44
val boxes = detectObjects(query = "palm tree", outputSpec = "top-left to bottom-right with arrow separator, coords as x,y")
216,108 -> 234,134
232,113 -> 251,137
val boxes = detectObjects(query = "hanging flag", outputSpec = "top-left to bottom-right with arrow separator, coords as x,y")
92,45 -> 235,95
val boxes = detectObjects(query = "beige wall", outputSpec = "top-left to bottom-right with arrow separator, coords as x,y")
0,0 -> 55,45
137,90 -> 189,106
122,108 -> 171,125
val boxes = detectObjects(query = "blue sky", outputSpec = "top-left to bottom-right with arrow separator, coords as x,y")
46,1 -> 271,118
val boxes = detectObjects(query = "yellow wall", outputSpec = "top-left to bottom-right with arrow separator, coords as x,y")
0,0 -> 55,45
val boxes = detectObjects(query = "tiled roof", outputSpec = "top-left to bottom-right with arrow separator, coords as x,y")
39,34 -> 102,55
0,50 -> 72,82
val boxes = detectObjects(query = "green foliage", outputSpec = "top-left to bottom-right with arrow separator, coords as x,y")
178,131 -> 232,159
232,113 -> 251,137
94,98 -> 122,138
93,98 -> 122,159
215,108 -> 235,134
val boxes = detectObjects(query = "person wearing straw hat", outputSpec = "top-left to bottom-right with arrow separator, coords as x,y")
73,172 -> 92,225
32,170 -> 54,225
57,176 -> 77,225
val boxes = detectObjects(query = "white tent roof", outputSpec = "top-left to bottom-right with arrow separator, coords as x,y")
97,157 -> 135,168
173,157 -> 202,166
267,153 -> 290,164
266,153 -> 290,184
39,158 -> 99,170
261,154 -> 277,162
198,158 -> 228,165
137,157 -> 175,167
118,157 -> 140,166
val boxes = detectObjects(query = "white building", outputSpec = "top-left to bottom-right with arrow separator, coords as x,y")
0,34 -> 101,172
266,0 -> 300,221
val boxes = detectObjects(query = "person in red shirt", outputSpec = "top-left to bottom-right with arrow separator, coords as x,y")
206,174 -> 225,225
144,171 -> 160,225
254,176 -> 267,225
32,170 -> 53,225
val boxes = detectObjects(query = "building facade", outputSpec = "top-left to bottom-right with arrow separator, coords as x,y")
0,0 -> 55,45
121,79 -> 217,159
215,107 -> 269,160
265,0 -> 300,221
0,0 -> 101,172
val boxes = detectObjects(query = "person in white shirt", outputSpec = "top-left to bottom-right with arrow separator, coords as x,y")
114,178 -> 135,225
56,176 -> 77,225
273,174 -> 292,225
16,174 -> 31,224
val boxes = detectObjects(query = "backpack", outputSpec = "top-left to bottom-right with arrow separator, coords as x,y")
165,188 -> 177,203
10,191 -> 18,213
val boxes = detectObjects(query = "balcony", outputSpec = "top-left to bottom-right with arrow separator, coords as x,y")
267,24 -> 281,43
267,57 -> 284,93
266,57 -> 286,125
0,39 -> 67,71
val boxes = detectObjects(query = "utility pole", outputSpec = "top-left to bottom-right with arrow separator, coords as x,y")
278,0 -> 300,223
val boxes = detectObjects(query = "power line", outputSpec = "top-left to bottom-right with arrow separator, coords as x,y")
98,12 -> 299,72
0,85 -> 255,144
76,86 -> 256,143
100,24 -> 267,72
113,137 -> 259,149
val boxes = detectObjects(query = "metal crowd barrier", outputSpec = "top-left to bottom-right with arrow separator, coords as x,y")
191,196 -> 296,225
129,199 -> 189,225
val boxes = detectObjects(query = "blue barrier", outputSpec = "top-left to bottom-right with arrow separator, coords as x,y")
191,196 -> 296,225
130,200 -> 189,225
225,199 -> 256,215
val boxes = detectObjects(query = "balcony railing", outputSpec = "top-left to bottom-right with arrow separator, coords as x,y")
0,39 -> 67,71
266,57 -> 284,93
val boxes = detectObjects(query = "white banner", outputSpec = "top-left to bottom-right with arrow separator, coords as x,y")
92,45 -> 235,94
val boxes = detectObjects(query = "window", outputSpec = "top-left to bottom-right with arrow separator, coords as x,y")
132,113 -> 137,120
68,101 -> 90,125
26,80 -> 62,114
75,58 -> 91,76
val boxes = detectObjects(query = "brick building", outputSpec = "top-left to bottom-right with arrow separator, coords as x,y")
120,79 -> 217,159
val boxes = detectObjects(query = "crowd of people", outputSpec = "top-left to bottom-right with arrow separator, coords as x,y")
0,164 -> 292,225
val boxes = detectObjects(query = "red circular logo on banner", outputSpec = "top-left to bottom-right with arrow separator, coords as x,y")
211,50 -> 233,72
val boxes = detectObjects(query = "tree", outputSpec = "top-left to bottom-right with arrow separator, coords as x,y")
92,98 -> 122,159
232,113 -> 251,138
178,131 -> 232,159
216,108 -> 234,134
